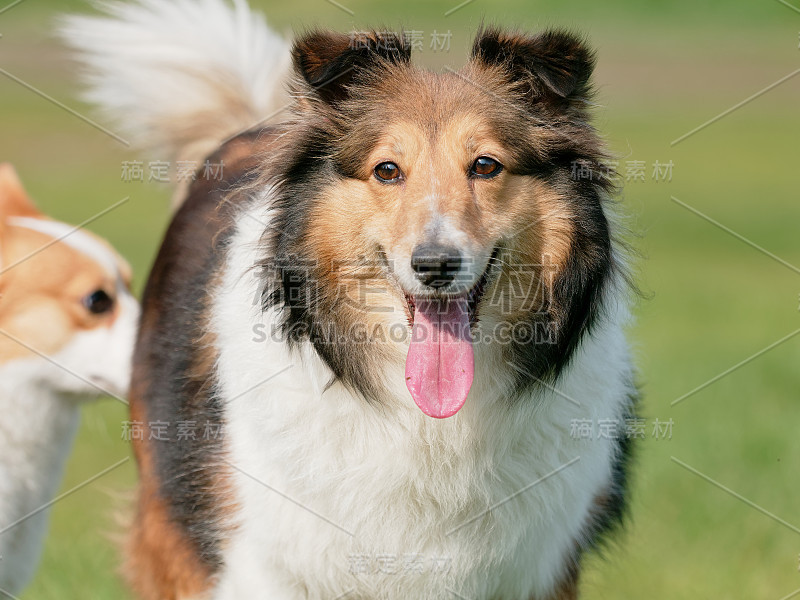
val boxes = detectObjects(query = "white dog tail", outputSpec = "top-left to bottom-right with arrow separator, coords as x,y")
60,0 -> 291,168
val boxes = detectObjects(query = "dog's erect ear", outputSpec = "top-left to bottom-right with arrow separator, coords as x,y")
0,164 -> 39,220
471,28 -> 595,107
292,30 -> 411,105
0,163 -> 40,280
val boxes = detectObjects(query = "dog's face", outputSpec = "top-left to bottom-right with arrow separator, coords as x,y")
0,164 -> 139,399
265,29 -> 615,416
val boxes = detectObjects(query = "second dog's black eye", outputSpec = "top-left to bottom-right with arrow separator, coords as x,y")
84,290 -> 114,315
470,156 -> 503,178
374,162 -> 402,183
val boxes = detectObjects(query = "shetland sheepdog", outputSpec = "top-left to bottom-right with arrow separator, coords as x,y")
63,1 -> 637,598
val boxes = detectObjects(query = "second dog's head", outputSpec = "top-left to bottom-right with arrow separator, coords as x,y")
0,164 -> 139,400
262,28 -> 618,416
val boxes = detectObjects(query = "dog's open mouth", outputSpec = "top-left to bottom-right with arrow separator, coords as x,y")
403,246 -> 498,328
402,247 -> 498,419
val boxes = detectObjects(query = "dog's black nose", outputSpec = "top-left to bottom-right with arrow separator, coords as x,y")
411,244 -> 462,288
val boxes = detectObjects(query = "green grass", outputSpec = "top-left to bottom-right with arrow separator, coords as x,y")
2,0 -> 799,597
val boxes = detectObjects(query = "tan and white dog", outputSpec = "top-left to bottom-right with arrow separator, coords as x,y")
0,164 -> 139,594
63,1 -> 639,598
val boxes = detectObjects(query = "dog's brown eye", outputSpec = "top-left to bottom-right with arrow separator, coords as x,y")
84,289 -> 114,315
471,156 -> 503,178
374,162 -> 402,183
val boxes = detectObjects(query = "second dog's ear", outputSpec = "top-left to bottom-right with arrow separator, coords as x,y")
0,164 -> 39,272
292,30 -> 411,105
0,164 -> 39,220
471,28 -> 595,108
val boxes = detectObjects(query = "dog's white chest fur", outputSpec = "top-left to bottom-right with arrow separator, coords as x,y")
209,203 -> 634,600
0,363 -> 80,593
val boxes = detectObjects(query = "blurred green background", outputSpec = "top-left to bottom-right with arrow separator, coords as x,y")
1,0 -> 798,598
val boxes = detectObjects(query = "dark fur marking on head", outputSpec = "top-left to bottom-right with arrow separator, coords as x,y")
292,29 -> 411,106
472,27 -> 596,109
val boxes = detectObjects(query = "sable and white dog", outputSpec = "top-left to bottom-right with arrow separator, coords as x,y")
64,1 -> 638,598
0,164 -> 138,594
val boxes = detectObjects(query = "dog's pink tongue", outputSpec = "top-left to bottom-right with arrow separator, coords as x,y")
405,297 -> 474,418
